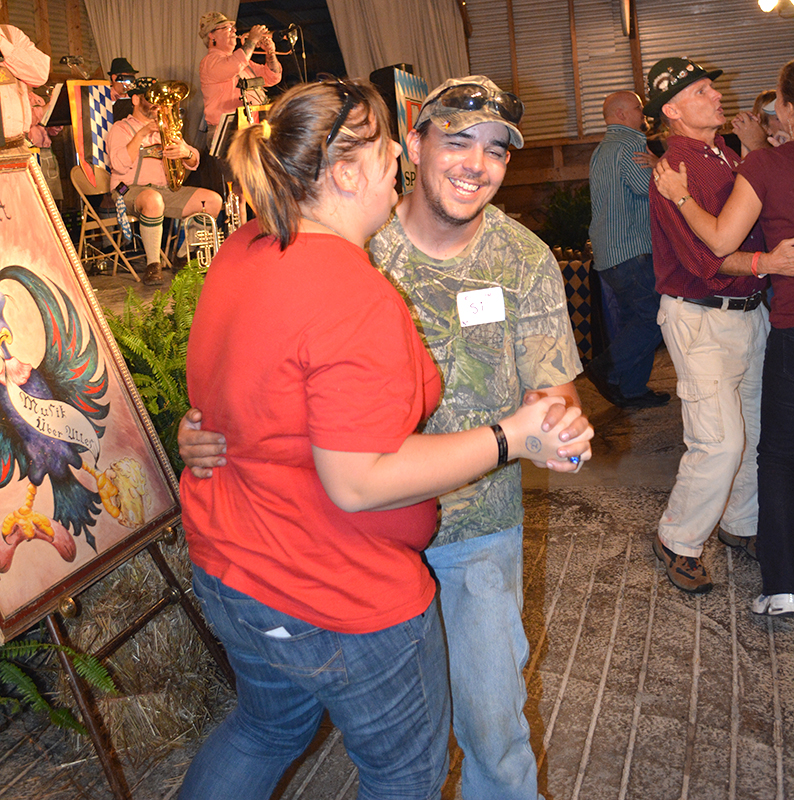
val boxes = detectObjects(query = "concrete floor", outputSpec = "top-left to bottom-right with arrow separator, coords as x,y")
1,266 -> 791,800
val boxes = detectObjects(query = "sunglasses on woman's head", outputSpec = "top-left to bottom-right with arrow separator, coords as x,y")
314,77 -> 365,181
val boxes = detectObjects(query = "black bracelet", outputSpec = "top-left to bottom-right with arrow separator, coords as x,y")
490,424 -> 509,467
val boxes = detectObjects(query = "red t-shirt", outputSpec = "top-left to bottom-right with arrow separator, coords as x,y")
181,224 -> 442,634
738,141 -> 794,329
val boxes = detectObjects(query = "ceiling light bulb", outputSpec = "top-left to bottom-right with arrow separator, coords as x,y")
758,0 -> 778,11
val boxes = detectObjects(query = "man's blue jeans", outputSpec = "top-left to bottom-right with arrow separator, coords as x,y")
591,253 -> 662,398
426,526 -> 544,800
178,566 -> 450,800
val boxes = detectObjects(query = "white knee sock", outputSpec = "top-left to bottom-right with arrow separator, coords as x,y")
139,213 -> 164,265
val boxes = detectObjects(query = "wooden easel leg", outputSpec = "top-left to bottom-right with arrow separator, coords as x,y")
44,614 -> 133,800
146,542 -> 236,690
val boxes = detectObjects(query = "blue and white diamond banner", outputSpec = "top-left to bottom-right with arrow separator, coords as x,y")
394,69 -> 427,194
88,85 -> 113,170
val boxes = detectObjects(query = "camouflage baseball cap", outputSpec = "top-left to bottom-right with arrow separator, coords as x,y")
415,75 -> 525,148
643,57 -> 722,118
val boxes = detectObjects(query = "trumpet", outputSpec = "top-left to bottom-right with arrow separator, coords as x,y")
237,23 -> 298,52
144,80 -> 190,192
224,181 -> 241,236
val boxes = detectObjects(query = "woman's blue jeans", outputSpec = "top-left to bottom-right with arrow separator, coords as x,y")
178,566 -> 450,800
758,326 -> 794,595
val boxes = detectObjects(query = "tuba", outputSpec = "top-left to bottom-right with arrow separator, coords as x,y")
144,80 -> 190,192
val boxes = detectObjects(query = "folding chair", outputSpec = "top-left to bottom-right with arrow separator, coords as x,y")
70,166 -> 141,281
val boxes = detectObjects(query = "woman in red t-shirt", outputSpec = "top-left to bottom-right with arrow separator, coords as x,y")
654,60 -> 794,619
178,79 -> 592,800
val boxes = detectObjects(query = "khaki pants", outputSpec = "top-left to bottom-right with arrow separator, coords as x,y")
657,294 -> 769,557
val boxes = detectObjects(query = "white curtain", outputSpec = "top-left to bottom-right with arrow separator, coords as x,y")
326,0 -> 468,92
82,0 -> 239,142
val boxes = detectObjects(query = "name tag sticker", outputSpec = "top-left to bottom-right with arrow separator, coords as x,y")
457,287 -> 506,327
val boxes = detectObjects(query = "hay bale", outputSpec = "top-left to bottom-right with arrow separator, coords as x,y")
58,531 -> 230,761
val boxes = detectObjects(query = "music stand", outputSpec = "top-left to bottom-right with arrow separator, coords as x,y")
41,83 -> 72,127
210,112 -> 237,159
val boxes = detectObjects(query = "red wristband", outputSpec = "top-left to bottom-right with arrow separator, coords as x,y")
751,251 -> 762,278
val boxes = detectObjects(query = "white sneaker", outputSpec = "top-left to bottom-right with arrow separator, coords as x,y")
752,593 -> 794,617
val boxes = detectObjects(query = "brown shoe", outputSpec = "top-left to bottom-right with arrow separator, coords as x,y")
171,253 -> 188,273
653,534 -> 713,594
143,261 -> 163,286
717,527 -> 758,560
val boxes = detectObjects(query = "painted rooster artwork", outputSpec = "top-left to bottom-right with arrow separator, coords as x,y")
0,266 -> 148,573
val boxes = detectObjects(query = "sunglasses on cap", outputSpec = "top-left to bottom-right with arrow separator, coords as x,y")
430,83 -> 524,125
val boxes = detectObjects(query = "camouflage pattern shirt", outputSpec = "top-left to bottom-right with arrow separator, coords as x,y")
369,204 -> 582,549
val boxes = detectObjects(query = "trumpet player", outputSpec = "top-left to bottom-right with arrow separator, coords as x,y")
107,77 -> 222,286
198,11 -> 282,139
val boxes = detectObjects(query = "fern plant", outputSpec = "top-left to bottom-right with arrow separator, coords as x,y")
1,637 -> 117,734
105,263 -> 207,473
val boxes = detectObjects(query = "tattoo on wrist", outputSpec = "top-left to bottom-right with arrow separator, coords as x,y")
526,436 -> 541,455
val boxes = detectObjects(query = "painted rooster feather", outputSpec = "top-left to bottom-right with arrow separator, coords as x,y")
0,266 -> 108,551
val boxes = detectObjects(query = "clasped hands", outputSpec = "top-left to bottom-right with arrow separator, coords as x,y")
503,393 -> 593,472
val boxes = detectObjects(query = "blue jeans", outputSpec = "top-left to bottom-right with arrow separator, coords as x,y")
591,253 -> 663,398
426,526 -> 544,800
179,566 -> 450,800
758,327 -> 794,595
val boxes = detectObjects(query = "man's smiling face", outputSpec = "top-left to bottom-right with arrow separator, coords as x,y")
408,121 -> 511,228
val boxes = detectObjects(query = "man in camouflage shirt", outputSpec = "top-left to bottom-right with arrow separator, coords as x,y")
179,76 -> 585,800
367,77 -> 582,800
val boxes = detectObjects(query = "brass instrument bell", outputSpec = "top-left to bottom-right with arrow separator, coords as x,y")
144,80 -> 190,192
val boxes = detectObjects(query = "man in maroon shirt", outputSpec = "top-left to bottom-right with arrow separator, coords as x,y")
644,57 -> 794,594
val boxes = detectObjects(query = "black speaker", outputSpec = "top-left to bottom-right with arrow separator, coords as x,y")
369,64 -> 413,138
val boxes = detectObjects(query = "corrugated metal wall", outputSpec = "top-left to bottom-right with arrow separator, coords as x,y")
512,0 -> 580,140
466,0 -> 514,91
6,0 -> 101,77
6,1 -> 37,39
468,0 -> 793,143
576,0 -> 635,135
635,0 -> 792,120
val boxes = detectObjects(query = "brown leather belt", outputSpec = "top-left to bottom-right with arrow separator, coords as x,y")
0,134 -> 26,151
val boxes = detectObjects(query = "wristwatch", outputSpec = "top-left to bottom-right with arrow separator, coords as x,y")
677,195 -> 692,208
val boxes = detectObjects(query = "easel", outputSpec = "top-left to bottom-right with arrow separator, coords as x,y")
43,531 -> 235,800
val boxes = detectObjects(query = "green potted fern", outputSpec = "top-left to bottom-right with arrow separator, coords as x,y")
105,263 -> 208,473
1,635 -> 116,733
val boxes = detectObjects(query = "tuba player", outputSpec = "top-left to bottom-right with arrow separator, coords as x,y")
107,76 -> 222,285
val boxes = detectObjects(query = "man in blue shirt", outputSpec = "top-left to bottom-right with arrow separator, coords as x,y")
587,91 -> 669,408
